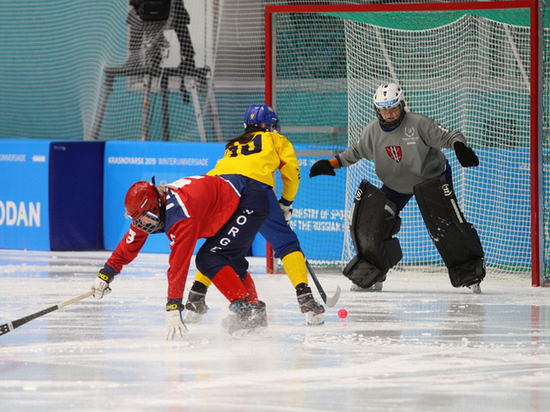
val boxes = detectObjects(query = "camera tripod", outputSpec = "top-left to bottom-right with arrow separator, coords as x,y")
90,20 -> 222,142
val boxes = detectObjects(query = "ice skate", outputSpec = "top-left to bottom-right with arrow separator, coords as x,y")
184,282 -> 209,323
350,281 -> 384,292
467,282 -> 482,294
183,310 -> 203,324
296,283 -> 325,326
224,298 -> 267,337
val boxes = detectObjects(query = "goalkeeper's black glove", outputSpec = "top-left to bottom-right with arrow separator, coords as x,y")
309,159 -> 336,177
454,142 -> 479,167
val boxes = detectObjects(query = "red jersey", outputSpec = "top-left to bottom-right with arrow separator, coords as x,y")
106,175 -> 243,299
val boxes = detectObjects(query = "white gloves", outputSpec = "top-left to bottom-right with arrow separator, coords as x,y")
166,303 -> 188,340
91,269 -> 114,299
279,201 -> 292,224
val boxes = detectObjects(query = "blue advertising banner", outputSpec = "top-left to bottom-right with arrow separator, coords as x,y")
0,138 -> 531,271
0,139 -> 51,250
273,144 -> 347,263
103,141 -> 226,253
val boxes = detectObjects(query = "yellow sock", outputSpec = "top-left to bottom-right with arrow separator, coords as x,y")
281,251 -> 308,288
195,270 -> 212,287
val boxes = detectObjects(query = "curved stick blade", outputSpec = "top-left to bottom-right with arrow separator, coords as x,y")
324,285 -> 341,308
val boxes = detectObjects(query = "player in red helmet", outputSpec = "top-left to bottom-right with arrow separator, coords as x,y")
124,181 -> 165,233
91,174 -> 270,339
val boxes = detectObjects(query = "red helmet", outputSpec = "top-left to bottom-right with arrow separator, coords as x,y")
124,181 -> 165,233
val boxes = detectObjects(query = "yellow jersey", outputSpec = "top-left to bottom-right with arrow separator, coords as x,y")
208,131 -> 300,202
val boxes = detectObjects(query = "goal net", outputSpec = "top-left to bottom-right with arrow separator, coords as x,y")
266,1 -> 547,285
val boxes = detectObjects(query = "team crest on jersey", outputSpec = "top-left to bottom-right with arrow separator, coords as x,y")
386,146 -> 402,163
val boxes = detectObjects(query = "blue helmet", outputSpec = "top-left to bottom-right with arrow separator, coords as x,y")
243,104 -> 279,132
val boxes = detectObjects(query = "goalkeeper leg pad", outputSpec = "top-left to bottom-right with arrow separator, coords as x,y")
343,255 -> 384,288
414,175 -> 486,288
343,240 -> 401,289
343,180 -> 403,288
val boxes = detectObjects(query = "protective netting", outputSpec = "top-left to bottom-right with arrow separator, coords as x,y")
342,12 -> 533,281
270,5 -> 548,283
0,1 -> 219,142
270,13 -> 349,268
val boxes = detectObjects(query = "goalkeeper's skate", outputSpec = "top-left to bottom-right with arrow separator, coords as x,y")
223,298 -> 268,338
467,281 -> 482,294
296,283 -> 325,326
350,282 -> 384,292
350,274 -> 386,292
184,282 -> 209,323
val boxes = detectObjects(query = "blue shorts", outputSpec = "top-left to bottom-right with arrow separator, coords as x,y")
196,177 -> 269,280
258,183 -> 301,259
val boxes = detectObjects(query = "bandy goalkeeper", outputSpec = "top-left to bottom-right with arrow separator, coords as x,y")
310,83 -> 485,293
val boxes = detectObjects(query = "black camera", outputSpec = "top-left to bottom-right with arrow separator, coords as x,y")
130,0 -> 171,21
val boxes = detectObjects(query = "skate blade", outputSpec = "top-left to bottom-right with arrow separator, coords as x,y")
350,282 -> 383,292
467,283 -> 482,294
305,312 -> 324,326
183,311 -> 203,324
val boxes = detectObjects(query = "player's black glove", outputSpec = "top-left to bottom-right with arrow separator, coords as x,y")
454,142 -> 479,167
309,159 -> 336,177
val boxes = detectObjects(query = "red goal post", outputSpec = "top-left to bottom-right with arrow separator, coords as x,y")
265,1 -> 544,285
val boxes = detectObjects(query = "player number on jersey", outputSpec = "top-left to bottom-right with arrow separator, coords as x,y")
228,135 -> 262,157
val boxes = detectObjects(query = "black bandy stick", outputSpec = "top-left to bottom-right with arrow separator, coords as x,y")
305,260 -> 341,307
0,290 -> 94,336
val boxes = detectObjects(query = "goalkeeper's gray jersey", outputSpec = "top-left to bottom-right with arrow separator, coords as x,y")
338,112 -> 467,194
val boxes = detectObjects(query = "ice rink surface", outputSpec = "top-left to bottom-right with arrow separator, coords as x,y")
1,249 -> 550,412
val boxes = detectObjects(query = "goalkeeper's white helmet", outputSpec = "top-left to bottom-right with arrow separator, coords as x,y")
373,83 -> 406,128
